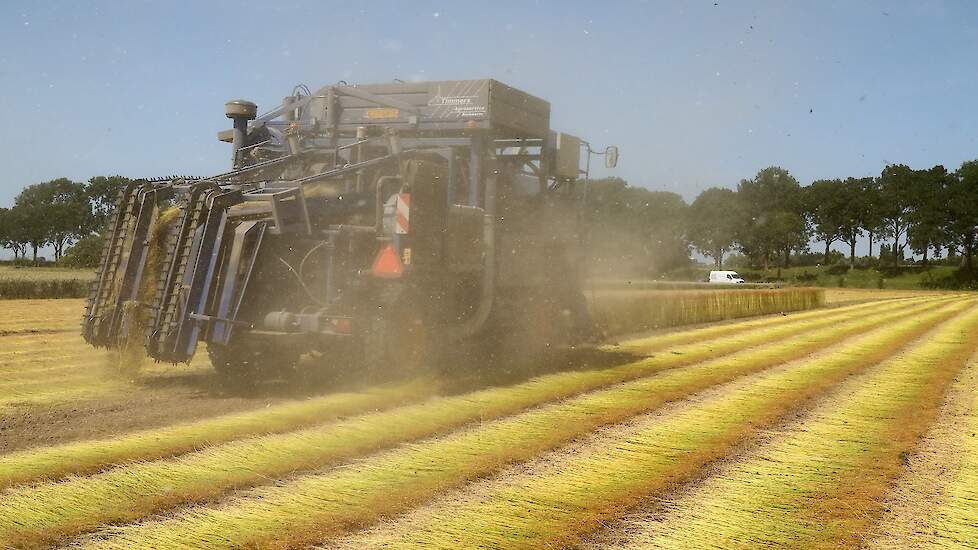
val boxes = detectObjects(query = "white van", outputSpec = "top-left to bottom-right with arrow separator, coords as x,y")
709,270 -> 746,284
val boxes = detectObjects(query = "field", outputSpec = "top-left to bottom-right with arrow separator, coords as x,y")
0,290 -> 976,549
822,287 -> 950,305
589,287 -> 823,335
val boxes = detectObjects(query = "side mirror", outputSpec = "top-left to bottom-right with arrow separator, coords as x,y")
604,146 -> 619,168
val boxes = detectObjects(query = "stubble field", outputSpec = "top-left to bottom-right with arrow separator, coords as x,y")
0,288 -> 975,549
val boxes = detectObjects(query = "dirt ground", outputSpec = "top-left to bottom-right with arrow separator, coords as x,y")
0,388 -> 274,454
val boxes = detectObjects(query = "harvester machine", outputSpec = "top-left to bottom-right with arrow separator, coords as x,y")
82,79 -> 618,381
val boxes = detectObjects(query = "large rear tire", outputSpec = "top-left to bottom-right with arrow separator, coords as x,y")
361,284 -> 434,380
207,337 -> 300,388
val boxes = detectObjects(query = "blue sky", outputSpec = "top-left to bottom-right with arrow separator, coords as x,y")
1,0 -> 976,208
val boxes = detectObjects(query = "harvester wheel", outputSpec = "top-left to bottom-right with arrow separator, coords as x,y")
361,284 -> 433,380
208,338 -> 299,387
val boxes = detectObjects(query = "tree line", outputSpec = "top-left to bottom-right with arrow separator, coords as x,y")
586,160 -> 978,276
0,176 -> 126,263
3,162 -> 978,277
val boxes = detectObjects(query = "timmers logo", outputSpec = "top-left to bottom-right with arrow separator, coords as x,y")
429,95 -> 474,106
428,84 -> 478,106
427,83 -> 487,118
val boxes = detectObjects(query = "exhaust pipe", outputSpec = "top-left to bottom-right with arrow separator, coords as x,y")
225,99 -> 257,167
447,161 -> 497,340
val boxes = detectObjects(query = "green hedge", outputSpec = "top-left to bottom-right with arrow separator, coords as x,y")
0,279 -> 91,299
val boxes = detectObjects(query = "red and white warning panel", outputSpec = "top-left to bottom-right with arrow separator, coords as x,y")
395,193 -> 411,234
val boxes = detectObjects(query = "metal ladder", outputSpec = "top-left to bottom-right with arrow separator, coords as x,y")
82,181 -> 144,346
148,184 -> 219,361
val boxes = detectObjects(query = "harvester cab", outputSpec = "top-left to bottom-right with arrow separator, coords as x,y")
82,79 -> 618,382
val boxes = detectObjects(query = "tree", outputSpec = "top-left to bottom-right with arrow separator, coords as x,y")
0,208 -> 27,259
876,164 -> 917,268
13,178 -> 91,261
859,177 -> 885,258
0,208 -> 12,257
642,190 -> 691,273
805,179 -> 848,263
769,210 -> 810,271
687,187 -> 737,268
86,175 -> 131,232
839,177 -> 869,266
734,166 -> 806,270
48,179 -> 92,260
59,234 -> 106,268
10,203 -> 47,262
584,177 -> 691,276
944,161 -> 978,272
907,165 -> 951,265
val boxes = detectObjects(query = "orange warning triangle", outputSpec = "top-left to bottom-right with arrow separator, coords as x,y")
371,244 -> 403,278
